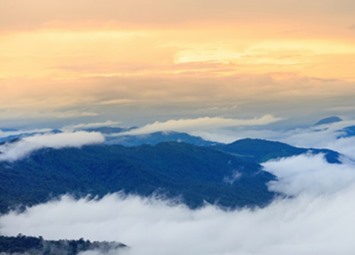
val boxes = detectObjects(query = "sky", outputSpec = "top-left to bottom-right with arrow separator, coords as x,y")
1,0 -> 355,128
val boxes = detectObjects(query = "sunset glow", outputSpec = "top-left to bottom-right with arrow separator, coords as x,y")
1,0 -> 354,126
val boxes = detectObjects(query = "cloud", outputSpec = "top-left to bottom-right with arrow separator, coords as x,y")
1,151 -> 355,255
277,119 -> 355,158
64,120 -> 121,130
1,72 -> 354,126
116,115 -> 281,136
79,250 -> 121,255
97,99 -> 137,106
263,153 -> 355,196
0,132 -> 104,162
192,118 -> 355,153
223,170 -> 243,185
1,187 -> 355,255
326,138 -> 355,160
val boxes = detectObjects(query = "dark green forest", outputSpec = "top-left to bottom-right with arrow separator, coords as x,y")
0,235 -> 126,255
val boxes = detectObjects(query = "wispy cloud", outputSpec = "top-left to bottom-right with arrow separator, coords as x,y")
278,120 -> 355,158
0,132 -> 104,162
263,153 -> 355,196
64,120 -> 121,130
0,128 -> 53,138
192,118 -> 355,152
116,115 -> 281,136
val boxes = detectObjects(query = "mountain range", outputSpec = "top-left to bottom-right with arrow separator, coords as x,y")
105,131 -> 219,146
0,137 -> 340,214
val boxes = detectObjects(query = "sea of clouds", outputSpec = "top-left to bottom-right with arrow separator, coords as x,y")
1,119 -> 355,254
1,152 -> 355,255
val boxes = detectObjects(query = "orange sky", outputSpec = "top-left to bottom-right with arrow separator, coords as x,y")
0,0 -> 355,126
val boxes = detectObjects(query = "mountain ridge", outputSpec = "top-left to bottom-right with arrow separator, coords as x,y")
0,142 -> 275,214
216,138 -> 341,163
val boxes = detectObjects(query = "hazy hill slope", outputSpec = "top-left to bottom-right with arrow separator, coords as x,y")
314,116 -> 342,126
217,138 -> 340,163
105,131 -> 219,147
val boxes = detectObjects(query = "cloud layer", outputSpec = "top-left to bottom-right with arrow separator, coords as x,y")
193,118 -> 355,157
0,128 -> 53,139
0,131 -> 104,162
116,115 -> 281,136
1,152 -> 355,255
63,120 -> 122,131
263,153 -> 355,196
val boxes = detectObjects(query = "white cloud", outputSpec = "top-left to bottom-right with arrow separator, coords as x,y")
192,118 -> 355,155
278,120 -> 355,158
263,153 -> 355,196
1,187 -> 355,255
79,250 -> 120,255
223,170 -> 243,185
117,115 -> 281,136
1,153 -> 355,255
64,120 -> 121,130
0,131 -> 105,162
326,138 -> 355,160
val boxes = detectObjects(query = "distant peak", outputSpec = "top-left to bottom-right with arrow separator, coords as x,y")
314,116 -> 342,126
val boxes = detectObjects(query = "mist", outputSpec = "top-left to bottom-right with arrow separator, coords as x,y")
193,119 -> 355,159
1,151 -> 355,255
117,115 -> 281,136
264,153 -> 355,196
0,131 -> 105,162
